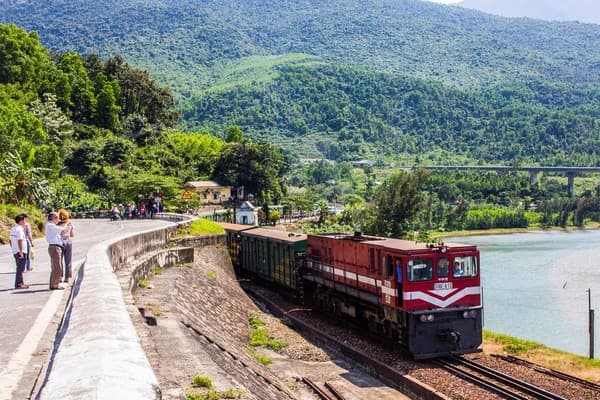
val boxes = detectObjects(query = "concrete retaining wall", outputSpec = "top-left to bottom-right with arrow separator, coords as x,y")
38,215 -> 195,400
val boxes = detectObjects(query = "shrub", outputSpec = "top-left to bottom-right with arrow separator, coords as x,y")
192,375 -> 213,388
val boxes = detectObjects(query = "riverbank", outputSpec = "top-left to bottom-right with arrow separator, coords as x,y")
435,222 -> 600,239
482,330 -> 600,383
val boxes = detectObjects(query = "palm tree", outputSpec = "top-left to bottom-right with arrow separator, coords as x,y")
0,151 -> 50,206
315,199 -> 329,225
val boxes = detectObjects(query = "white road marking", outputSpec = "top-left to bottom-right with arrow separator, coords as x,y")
0,290 -> 64,399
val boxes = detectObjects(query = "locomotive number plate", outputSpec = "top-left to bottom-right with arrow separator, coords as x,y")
434,282 -> 453,290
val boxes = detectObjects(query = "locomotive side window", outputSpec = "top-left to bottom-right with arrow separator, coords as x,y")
453,256 -> 478,278
437,258 -> 450,278
407,259 -> 433,281
381,255 -> 394,278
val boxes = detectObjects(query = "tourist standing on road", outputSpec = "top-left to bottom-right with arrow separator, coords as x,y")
46,212 -> 68,290
9,213 -> 29,289
23,219 -> 34,271
57,208 -> 75,284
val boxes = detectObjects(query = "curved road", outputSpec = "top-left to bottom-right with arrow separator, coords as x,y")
0,218 -> 173,399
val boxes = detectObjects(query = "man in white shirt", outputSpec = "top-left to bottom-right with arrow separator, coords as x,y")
45,212 -> 68,290
9,214 -> 29,289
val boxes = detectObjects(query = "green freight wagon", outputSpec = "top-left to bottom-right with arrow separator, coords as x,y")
239,228 -> 307,289
219,222 -> 257,268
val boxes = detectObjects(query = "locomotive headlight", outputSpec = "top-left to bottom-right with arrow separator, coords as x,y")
462,310 -> 477,318
420,314 -> 435,322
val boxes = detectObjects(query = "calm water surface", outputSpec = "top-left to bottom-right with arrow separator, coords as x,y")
446,230 -> 600,357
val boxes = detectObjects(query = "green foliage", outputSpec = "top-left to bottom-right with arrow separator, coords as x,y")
368,169 -> 430,237
464,207 -> 528,230
483,330 -> 543,355
248,316 -> 265,329
212,139 -> 287,202
191,375 -> 213,389
248,316 -> 286,351
0,151 -> 51,206
247,348 -> 272,366
0,24 -> 54,93
187,388 -> 243,400
204,270 -> 216,279
180,219 -> 225,236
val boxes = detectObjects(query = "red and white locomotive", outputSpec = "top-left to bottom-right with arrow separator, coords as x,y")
303,232 -> 482,359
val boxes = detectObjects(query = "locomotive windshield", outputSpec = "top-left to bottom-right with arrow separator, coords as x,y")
453,256 -> 478,278
407,258 -> 433,281
437,258 -> 450,278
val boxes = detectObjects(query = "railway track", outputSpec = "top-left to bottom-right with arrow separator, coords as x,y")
244,283 -> 598,400
302,377 -> 347,400
492,354 -> 600,392
246,285 -> 448,400
435,357 -> 567,400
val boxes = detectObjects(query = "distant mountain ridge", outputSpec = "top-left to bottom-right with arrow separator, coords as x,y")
457,0 -> 600,24
2,0 -> 600,163
2,0 -> 600,93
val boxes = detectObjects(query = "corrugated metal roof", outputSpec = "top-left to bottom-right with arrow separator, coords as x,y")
242,227 -> 307,243
219,222 -> 257,232
184,180 -> 228,188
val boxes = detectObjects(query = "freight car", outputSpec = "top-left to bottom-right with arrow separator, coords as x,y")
222,225 -> 482,359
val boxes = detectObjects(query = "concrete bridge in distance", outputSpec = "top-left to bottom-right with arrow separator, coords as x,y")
405,165 -> 600,196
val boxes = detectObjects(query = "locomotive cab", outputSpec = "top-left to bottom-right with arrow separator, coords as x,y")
303,233 -> 483,359
402,250 -> 482,358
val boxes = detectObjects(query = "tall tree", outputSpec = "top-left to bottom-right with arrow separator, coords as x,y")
213,140 -> 287,202
369,169 -> 430,238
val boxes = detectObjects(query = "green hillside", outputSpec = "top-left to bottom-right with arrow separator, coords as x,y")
3,0 -> 599,89
2,0 -> 600,163
183,62 -> 600,163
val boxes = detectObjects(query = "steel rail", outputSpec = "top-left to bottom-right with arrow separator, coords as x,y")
443,357 -> 568,400
244,285 -> 450,400
324,382 -> 347,400
302,377 -> 336,400
435,359 -> 528,400
492,354 -> 600,392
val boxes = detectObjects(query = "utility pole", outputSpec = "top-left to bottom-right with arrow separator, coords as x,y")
588,288 -> 595,359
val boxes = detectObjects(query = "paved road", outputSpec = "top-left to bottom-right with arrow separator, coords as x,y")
0,218 -> 172,400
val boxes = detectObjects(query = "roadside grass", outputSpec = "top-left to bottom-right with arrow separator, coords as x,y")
483,330 -> 600,382
177,219 -> 225,237
154,266 -> 164,275
138,278 -> 150,288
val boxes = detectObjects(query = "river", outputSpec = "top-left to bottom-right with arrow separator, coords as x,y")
445,230 -> 600,357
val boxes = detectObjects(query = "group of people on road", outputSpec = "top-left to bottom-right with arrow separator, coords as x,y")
9,209 -> 75,290
110,202 -> 161,221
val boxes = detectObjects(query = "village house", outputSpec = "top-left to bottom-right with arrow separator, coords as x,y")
183,180 -> 232,205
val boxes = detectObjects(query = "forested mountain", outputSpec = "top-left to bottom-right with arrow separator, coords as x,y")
2,0 -> 600,163
458,0 -> 600,24
2,0 -> 599,89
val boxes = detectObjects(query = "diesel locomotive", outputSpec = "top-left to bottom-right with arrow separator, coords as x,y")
221,223 -> 482,359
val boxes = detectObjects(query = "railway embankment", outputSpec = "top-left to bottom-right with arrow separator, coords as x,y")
130,236 -> 411,399
37,214 -> 193,400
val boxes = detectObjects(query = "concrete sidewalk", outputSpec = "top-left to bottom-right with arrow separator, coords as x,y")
0,219 -> 172,400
